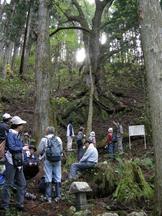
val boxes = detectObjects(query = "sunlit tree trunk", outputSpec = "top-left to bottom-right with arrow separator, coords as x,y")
139,0 -> 162,215
34,0 -> 50,142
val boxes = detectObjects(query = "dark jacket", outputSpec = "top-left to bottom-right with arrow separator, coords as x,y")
0,122 -> 9,142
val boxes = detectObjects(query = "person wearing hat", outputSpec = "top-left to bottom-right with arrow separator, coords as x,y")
0,113 -> 12,143
89,131 -> 96,146
105,128 -> 115,159
69,139 -> 98,179
24,145 -> 39,180
1,116 -> 27,211
24,145 -> 37,162
23,132 -> 31,145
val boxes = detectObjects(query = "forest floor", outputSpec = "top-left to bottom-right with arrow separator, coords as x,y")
0,67 -> 154,215
0,140 -> 154,216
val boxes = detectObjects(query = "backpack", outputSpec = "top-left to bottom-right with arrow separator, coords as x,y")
0,140 -> 6,160
112,134 -> 118,143
12,152 -> 23,167
77,132 -> 83,146
46,136 -> 61,162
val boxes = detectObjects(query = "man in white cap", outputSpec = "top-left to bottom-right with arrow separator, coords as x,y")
1,116 -> 27,211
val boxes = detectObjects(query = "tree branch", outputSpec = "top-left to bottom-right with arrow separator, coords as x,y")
49,26 -> 90,37
93,0 -> 114,29
100,43 -> 135,63
72,0 -> 86,19
71,0 -> 89,29
55,1 -> 89,29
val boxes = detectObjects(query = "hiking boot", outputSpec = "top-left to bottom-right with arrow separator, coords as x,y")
54,197 -> 61,203
40,195 -> 47,202
47,198 -> 52,203
25,192 -> 36,200
16,205 -> 24,211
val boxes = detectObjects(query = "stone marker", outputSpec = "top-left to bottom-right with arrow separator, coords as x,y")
98,213 -> 119,216
127,212 -> 147,216
69,182 -> 92,210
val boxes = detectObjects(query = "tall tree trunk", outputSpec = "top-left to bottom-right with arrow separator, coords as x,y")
19,1 -> 32,78
139,0 -> 162,215
2,41 -> 13,79
85,0 -> 113,133
34,0 -> 50,142
0,0 -> 6,19
11,41 -> 19,72
86,63 -> 94,134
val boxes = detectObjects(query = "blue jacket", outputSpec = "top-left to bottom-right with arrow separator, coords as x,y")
7,131 -> 23,153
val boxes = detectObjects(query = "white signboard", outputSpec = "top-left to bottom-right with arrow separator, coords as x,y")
129,125 -> 145,137
128,125 -> 146,149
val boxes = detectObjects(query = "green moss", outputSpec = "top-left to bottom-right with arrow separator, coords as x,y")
64,151 -> 76,172
113,160 -> 154,203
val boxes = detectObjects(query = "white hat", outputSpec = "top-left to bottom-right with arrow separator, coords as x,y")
90,131 -> 95,137
11,116 -> 27,125
3,113 -> 12,119
108,128 -> 113,132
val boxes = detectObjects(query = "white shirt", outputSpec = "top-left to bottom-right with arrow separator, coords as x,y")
66,124 -> 74,137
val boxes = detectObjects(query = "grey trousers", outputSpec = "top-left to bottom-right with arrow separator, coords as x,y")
69,162 -> 96,179
2,161 -> 26,208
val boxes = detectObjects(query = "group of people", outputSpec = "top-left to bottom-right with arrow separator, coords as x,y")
38,124 -> 98,203
66,121 -> 96,160
66,119 -> 123,160
0,114 -> 30,211
0,112 -> 123,211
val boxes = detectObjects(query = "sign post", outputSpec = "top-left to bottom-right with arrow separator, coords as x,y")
128,125 -> 146,149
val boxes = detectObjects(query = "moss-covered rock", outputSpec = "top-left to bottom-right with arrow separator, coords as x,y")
113,160 -> 154,203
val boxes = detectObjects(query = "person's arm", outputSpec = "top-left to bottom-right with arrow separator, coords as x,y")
37,138 -> 46,155
80,148 -> 91,162
56,137 -> 63,152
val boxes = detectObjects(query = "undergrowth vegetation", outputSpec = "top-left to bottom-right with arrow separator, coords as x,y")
76,157 -> 155,204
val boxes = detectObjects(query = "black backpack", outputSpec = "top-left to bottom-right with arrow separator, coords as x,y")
46,136 -> 61,162
112,134 -> 118,143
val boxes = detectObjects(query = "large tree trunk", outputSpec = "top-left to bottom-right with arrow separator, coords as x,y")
34,0 -> 50,142
139,0 -> 162,215
2,41 -> 13,79
19,1 -> 32,78
11,41 -> 19,72
86,1 -> 112,133
86,64 -> 94,134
